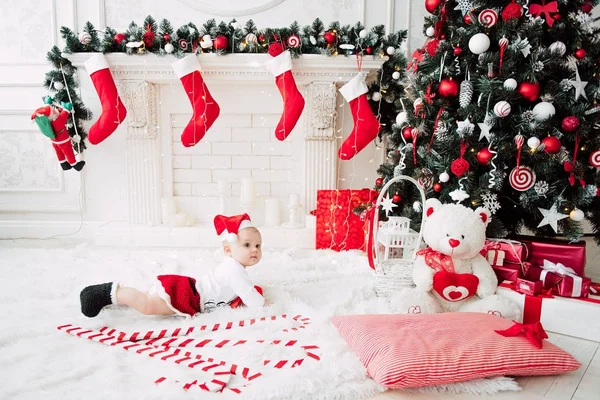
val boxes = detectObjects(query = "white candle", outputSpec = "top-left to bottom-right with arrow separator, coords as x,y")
217,180 -> 228,196
241,177 -> 256,205
289,193 -> 299,208
264,198 -> 281,227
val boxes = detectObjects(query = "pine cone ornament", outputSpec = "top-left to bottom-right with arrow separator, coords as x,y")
459,80 -> 474,108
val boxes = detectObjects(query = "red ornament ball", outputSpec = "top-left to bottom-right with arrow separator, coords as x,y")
561,116 -> 581,133
258,34 -> 265,42
553,14 -> 562,21
213,35 -> 229,50
393,193 -> 402,203
143,31 -> 156,48
268,42 -> 284,57
582,1 -> 593,13
575,49 -> 587,59
464,13 -> 473,24
433,183 -> 443,193
502,2 -> 523,20
114,33 -> 127,44
402,127 -> 414,141
438,78 -> 460,98
453,47 -> 463,56
518,81 -> 540,102
541,136 -> 561,154
476,148 -> 494,165
323,31 -> 337,44
597,187 -> 600,197
163,34 -> 171,42
425,0 -> 442,13
375,177 -> 384,187
451,158 -> 470,177
365,47 -> 373,55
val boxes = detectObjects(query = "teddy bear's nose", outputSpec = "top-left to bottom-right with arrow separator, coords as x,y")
448,239 -> 460,248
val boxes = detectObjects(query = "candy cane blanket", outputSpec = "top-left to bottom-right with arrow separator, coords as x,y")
0,247 -> 387,400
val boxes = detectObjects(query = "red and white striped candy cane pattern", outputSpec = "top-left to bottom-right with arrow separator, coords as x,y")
58,314 -> 319,394
589,150 -> 600,168
509,166 -> 536,191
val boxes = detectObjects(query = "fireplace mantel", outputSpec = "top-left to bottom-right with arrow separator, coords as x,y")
64,53 -> 386,84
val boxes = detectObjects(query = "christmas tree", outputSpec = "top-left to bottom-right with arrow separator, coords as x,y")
374,0 -> 600,244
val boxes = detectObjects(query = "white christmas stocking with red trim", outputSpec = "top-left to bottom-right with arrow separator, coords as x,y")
265,44 -> 305,141
337,72 -> 380,160
84,54 -> 127,145
172,55 -> 221,147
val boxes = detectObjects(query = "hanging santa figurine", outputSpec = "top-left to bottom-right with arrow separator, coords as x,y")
31,100 -> 85,171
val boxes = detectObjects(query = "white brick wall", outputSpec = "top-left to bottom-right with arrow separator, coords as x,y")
171,113 -> 294,200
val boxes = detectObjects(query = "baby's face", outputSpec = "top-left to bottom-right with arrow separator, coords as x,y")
229,228 -> 262,267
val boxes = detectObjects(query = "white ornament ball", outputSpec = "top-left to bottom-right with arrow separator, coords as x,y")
503,78 -> 518,91
53,81 -> 64,90
245,33 -> 258,44
439,171 -> 450,183
527,136 -> 541,149
309,36 -> 317,45
386,46 -> 396,55
200,34 -> 213,49
371,92 -> 382,101
78,32 -> 92,45
392,71 -> 401,80
72,134 -> 81,144
532,102 -> 556,122
238,42 -> 247,51
359,29 -> 368,39
468,33 -> 491,55
413,201 -> 422,212
493,101 -> 512,118
426,27 -> 435,37
549,41 -> 566,56
570,209 -> 585,222
164,43 -> 174,53
395,111 -> 408,125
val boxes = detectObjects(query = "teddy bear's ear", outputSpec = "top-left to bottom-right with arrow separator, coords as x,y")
474,207 -> 492,227
425,198 -> 442,218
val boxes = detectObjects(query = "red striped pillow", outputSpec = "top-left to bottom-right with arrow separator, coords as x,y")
332,312 -> 580,389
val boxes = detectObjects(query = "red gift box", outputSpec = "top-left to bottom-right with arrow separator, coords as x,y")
525,261 -> 591,298
492,265 -> 521,284
515,278 -> 543,296
484,239 -> 528,265
315,189 -> 376,252
511,235 -> 586,277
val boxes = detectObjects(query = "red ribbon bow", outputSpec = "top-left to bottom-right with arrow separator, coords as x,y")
416,247 -> 455,273
530,1 -> 559,27
407,49 -> 425,72
495,321 -> 548,349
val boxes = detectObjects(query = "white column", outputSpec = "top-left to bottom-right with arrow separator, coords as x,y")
303,82 -> 338,212
117,80 -> 161,225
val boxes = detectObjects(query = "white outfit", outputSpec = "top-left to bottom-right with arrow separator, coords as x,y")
196,256 -> 264,313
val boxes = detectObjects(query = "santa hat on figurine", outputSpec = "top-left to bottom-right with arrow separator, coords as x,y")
214,213 -> 253,243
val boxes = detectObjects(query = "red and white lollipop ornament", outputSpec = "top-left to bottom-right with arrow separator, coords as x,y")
510,134 -> 536,191
590,150 -> 600,168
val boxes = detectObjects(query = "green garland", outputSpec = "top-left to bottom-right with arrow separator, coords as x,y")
44,16 -> 407,154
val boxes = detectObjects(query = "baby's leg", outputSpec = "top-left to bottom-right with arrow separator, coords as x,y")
116,286 -> 175,316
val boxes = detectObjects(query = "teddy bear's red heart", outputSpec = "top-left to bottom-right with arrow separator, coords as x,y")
432,271 -> 479,302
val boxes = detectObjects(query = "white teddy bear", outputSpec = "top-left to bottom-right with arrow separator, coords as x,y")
391,198 -> 520,320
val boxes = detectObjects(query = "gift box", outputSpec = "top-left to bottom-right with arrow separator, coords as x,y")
515,278 -> 543,296
486,249 -> 505,267
315,189 -> 376,252
483,239 -> 528,265
492,265 -> 521,284
498,281 -> 600,342
525,260 -> 591,298
511,235 -> 586,277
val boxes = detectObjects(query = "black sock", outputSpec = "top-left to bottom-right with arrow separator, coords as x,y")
80,282 -> 114,318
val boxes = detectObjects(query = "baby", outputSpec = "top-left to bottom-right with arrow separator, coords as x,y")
80,213 -> 266,318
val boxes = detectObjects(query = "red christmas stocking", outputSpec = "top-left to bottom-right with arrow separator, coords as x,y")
338,73 -> 381,160
172,55 -> 221,147
84,54 -> 127,145
265,45 -> 305,141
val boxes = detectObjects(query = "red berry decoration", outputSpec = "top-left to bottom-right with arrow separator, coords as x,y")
502,1 -> 523,20
213,35 -> 229,50
402,127 -> 413,140
582,1 -> 593,13
393,193 -> 402,203
518,82 -> 540,102
575,49 -> 587,59
365,47 -> 373,55
425,0 -> 442,13
453,47 -> 463,56
433,183 -> 443,193
114,33 -> 127,44
553,14 -> 561,21
323,31 -> 337,44
375,177 -> 384,187
163,34 -> 171,41
451,158 -> 470,177
476,148 -> 494,165
438,78 -> 460,98
464,13 -> 473,24
143,30 -> 155,48
541,136 -> 561,154
561,116 -> 580,133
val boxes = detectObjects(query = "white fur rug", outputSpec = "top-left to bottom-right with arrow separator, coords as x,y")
0,244 -> 519,400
